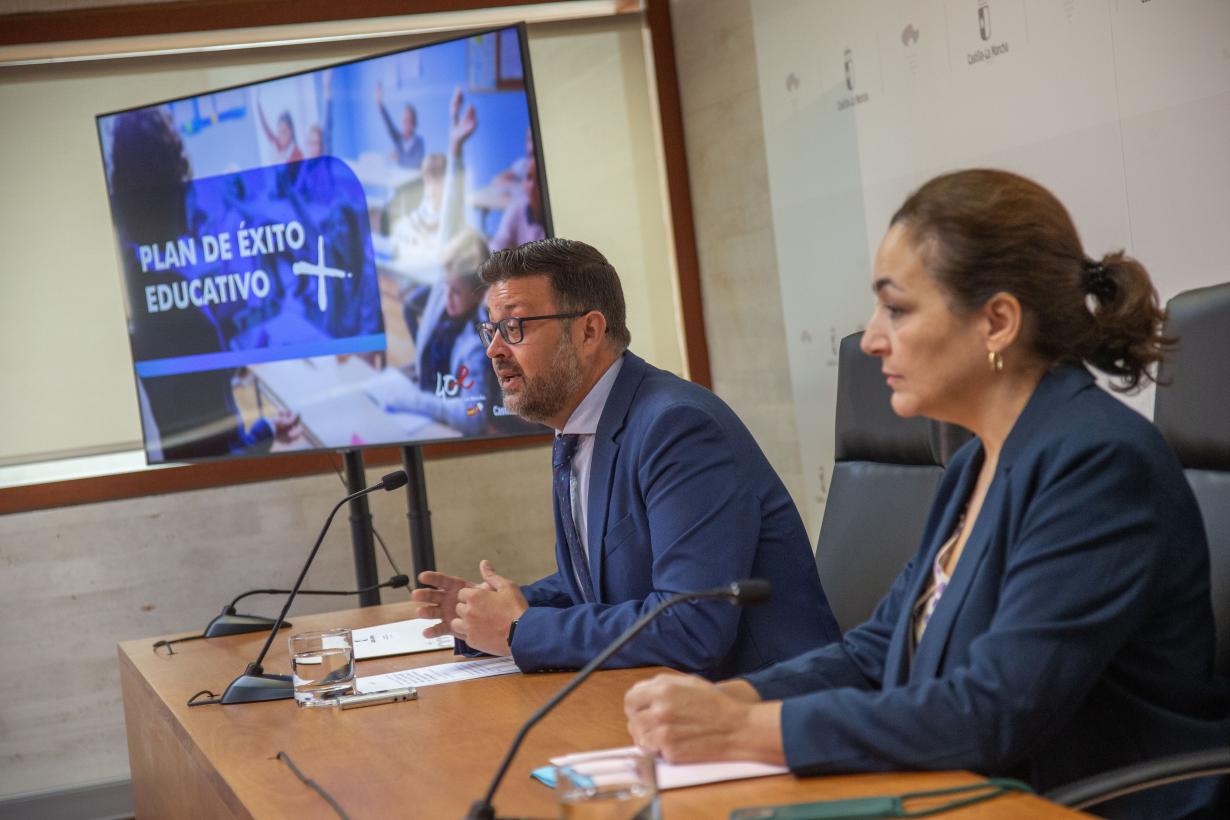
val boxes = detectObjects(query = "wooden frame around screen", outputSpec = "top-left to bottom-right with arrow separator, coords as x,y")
0,0 -> 710,516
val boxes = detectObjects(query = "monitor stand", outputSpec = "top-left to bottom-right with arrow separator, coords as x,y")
402,445 -> 436,578
342,449 -> 381,606
339,446 -> 436,605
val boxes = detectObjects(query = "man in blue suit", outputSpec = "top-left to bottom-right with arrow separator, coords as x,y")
411,238 -> 839,678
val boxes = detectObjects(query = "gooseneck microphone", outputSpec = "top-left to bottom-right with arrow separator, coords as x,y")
465,579 -> 772,820
228,574 -> 412,610
203,575 -> 412,638
218,470 -> 409,705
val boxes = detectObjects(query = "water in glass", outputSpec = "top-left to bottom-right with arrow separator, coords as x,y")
289,629 -> 354,707
559,783 -> 659,820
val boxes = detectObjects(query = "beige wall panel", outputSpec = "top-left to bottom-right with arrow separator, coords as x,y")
532,19 -> 683,376
0,447 -> 556,798
669,0 -> 808,525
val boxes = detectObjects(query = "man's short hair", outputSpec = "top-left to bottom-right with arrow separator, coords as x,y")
478,238 -> 632,350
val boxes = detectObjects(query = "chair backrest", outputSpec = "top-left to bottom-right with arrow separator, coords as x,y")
1154,282 -> 1230,681
815,332 -> 972,633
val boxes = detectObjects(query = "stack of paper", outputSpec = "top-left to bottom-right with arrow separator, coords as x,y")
535,746 -> 788,790
356,656 -> 520,692
352,618 -> 454,660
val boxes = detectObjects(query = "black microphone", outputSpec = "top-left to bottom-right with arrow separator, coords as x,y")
203,575 -> 412,638
465,579 -> 773,820
218,470 -> 408,705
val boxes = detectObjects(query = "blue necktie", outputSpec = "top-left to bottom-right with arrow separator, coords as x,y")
552,434 -> 593,602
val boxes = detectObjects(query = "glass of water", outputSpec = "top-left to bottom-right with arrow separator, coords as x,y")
288,628 -> 355,707
555,748 -> 659,820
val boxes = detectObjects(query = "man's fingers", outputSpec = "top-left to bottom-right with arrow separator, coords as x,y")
478,559 -> 507,591
628,673 -> 674,697
418,571 -> 461,589
627,705 -> 665,754
410,588 -> 444,605
625,687 -> 664,720
413,602 -> 443,623
421,621 -> 450,639
636,725 -> 667,757
625,673 -> 690,719
449,617 -> 468,639
624,680 -> 655,714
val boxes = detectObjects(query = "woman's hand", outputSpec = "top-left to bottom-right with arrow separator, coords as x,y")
624,674 -> 785,765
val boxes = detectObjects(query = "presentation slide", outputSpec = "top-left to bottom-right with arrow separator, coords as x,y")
112,159 -> 383,378
97,26 -> 547,462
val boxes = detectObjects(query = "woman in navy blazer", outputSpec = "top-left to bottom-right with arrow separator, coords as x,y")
625,170 -> 1230,818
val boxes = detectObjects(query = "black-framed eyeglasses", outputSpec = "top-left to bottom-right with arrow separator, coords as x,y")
475,312 -> 588,346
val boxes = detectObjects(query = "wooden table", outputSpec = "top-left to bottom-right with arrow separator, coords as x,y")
119,603 -> 1085,819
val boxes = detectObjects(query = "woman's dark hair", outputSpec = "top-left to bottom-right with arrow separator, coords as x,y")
478,237 -> 632,350
891,169 -> 1169,391
108,108 -> 192,244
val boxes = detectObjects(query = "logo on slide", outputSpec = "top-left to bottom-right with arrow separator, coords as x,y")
293,235 -> 353,312
436,363 -> 476,400
978,0 -> 992,42
901,24 -> 920,47
843,48 -> 855,90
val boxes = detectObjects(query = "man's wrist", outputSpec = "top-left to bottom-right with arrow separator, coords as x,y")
734,701 -> 786,765
717,678 -> 762,704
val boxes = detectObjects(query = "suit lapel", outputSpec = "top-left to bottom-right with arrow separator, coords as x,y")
883,450 -> 983,685
586,353 -> 645,601
910,462 -> 1002,680
903,365 -> 1094,680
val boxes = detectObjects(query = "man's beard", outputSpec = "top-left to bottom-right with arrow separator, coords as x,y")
497,332 -> 584,425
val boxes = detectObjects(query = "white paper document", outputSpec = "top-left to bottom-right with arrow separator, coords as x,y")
356,656 -> 521,692
549,746 -> 788,790
351,618 -> 454,660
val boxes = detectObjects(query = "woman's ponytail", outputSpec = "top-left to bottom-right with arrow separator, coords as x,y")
1080,252 -> 1171,391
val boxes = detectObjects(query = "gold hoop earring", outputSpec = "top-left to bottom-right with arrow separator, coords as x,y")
988,351 -> 1004,374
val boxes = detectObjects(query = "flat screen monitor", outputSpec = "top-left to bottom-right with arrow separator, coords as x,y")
96,24 -> 549,464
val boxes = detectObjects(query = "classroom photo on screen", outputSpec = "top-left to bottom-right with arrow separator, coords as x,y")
95,25 -> 547,463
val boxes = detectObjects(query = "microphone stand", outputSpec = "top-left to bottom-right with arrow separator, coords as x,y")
466,579 -> 771,820
218,471 -> 408,705
203,575 -> 411,638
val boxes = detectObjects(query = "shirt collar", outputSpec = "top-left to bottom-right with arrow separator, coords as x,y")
558,354 -> 624,436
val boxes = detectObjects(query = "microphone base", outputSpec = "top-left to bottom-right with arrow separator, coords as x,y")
204,614 -> 291,638
220,672 -> 294,704
464,800 -> 496,820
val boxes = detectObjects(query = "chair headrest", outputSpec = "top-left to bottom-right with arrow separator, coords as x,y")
1155,283 -> 1230,471
835,332 -> 970,466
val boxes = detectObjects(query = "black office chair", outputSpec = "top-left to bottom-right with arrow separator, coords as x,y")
1045,749 -> 1230,813
1154,282 -> 1230,682
1046,282 -> 1230,813
814,332 -> 971,633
